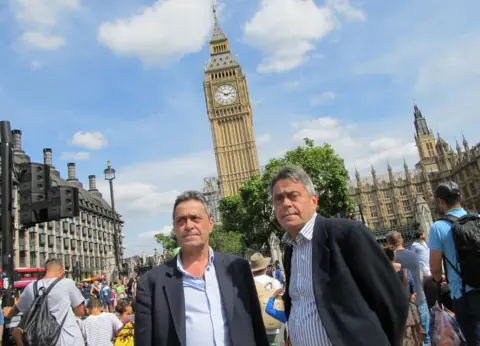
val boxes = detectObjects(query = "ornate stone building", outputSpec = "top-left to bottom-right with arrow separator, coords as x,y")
203,7 -> 261,197
7,129 -> 124,278
350,105 -> 480,230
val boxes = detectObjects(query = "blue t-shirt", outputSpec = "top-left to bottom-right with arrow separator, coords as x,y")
429,208 -> 474,299
395,249 -> 426,305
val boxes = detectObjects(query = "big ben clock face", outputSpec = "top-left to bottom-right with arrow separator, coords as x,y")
215,84 -> 237,105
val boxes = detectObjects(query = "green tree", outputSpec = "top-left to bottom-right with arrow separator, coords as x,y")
210,225 -> 243,254
155,229 -> 177,259
218,138 -> 353,248
154,225 -> 243,257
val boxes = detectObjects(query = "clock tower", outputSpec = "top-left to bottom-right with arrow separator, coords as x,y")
204,6 -> 261,197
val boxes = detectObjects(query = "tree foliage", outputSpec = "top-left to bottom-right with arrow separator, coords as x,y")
154,225 -> 243,259
155,229 -> 177,259
218,138 -> 354,248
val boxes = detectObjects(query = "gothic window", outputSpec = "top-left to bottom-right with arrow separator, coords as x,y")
370,206 -> 378,218
400,188 -> 407,196
416,185 -> 423,193
386,203 -> 394,215
402,200 -> 411,212
384,191 -> 390,199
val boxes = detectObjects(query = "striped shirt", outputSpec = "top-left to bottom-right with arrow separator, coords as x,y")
284,213 -> 332,346
81,312 -> 123,346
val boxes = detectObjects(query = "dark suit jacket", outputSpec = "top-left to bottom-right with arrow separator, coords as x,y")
135,252 -> 269,346
283,215 -> 409,346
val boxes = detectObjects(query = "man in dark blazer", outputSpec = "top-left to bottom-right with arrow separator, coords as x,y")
135,190 -> 268,346
271,166 -> 408,346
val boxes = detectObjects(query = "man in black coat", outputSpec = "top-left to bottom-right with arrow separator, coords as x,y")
271,165 -> 408,346
135,190 -> 268,346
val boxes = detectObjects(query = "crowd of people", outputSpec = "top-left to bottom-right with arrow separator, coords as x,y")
1,165 -> 479,346
2,265 -> 138,345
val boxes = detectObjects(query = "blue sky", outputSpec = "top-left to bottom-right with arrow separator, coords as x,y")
2,0 -> 479,256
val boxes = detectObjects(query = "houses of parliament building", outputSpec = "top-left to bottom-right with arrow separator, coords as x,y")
349,105 -> 480,230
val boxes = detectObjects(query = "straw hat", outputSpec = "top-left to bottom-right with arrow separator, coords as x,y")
250,252 -> 271,272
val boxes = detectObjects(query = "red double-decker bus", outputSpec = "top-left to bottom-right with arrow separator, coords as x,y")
0,267 -> 46,289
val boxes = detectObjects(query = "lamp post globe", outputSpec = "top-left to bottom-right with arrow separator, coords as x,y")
104,160 -> 116,181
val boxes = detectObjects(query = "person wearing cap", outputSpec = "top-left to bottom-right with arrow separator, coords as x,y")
135,191 -> 268,346
251,253 -> 283,345
429,181 -> 480,345
271,165 -> 408,346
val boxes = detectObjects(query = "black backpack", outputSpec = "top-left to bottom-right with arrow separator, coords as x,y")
440,213 -> 480,291
22,277 -> 68,346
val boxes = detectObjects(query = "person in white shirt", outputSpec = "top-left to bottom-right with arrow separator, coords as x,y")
251,253 -> 283,346
81,297 -> 123,346
410,230 -> 431,279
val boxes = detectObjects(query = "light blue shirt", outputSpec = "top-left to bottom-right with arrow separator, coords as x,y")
429,208 -> 474,299
284,213 -> 332,346
410,240 -> 431,276
176,247 -> 230,346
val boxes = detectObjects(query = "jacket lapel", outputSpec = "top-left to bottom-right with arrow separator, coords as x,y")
213,254 -> 235,324
312,215 -> 331,295
164,264 -> 186,346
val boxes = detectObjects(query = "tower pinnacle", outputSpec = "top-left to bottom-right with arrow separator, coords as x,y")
211,3 -> 227,43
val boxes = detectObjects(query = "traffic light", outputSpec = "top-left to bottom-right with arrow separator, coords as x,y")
17,163 -> 80,226
48,186 -> 79,220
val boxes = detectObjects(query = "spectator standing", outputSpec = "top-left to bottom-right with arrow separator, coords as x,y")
81,298 -> 123,346
387,231 -> 430,345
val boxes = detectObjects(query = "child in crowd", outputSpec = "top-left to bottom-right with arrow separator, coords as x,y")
81,298 -> 123,346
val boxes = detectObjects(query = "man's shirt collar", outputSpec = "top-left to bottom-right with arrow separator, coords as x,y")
176,246 -> 215,276
283,212 -> 317,246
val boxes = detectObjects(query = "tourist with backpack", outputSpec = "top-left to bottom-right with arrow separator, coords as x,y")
429,181 -> 480,345
4,258 -> 86,346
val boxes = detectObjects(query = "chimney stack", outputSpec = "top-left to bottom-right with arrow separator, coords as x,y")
67,162 -> 77,181
88,175 -> 98,191
43,148 -> 53,166
11,129 -> 22,151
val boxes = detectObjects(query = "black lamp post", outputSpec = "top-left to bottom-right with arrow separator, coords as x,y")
104,161 -> 122,274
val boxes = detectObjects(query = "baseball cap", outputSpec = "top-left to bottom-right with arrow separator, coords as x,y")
434,181 -> 461,200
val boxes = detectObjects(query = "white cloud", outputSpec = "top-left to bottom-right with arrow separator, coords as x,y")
243,0 -> 336,73
10,0 -> 80,50
21,32 -> 65,50
291,116 -> 418,173
60,151 -> 90,160
97,0 -> 214,65
327,0 -> 366,22
256,133 -> 271,145
310,91 -> 337,106
71,131 -> 108,150
138,226 -> 173,240
97,151 -> 216,219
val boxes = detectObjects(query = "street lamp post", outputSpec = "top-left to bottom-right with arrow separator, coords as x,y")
104,161 -> 122,275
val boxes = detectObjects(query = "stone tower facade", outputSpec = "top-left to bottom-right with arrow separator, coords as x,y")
203,7 -> 260,197
350,105 -> 480,230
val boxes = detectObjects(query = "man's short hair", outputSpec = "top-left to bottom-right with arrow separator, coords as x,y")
172,190 -> 211,220
45,258 -> 61,271
435,181 -> 462,207
386,231 -> 402,246
87,297 -> 102,309
270,165 -> 316,196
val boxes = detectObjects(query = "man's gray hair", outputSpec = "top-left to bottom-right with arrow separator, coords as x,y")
172,190 -> 211,219
270,165 -> 316,196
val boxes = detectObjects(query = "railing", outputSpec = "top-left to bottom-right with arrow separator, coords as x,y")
372,222 -> 418,248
